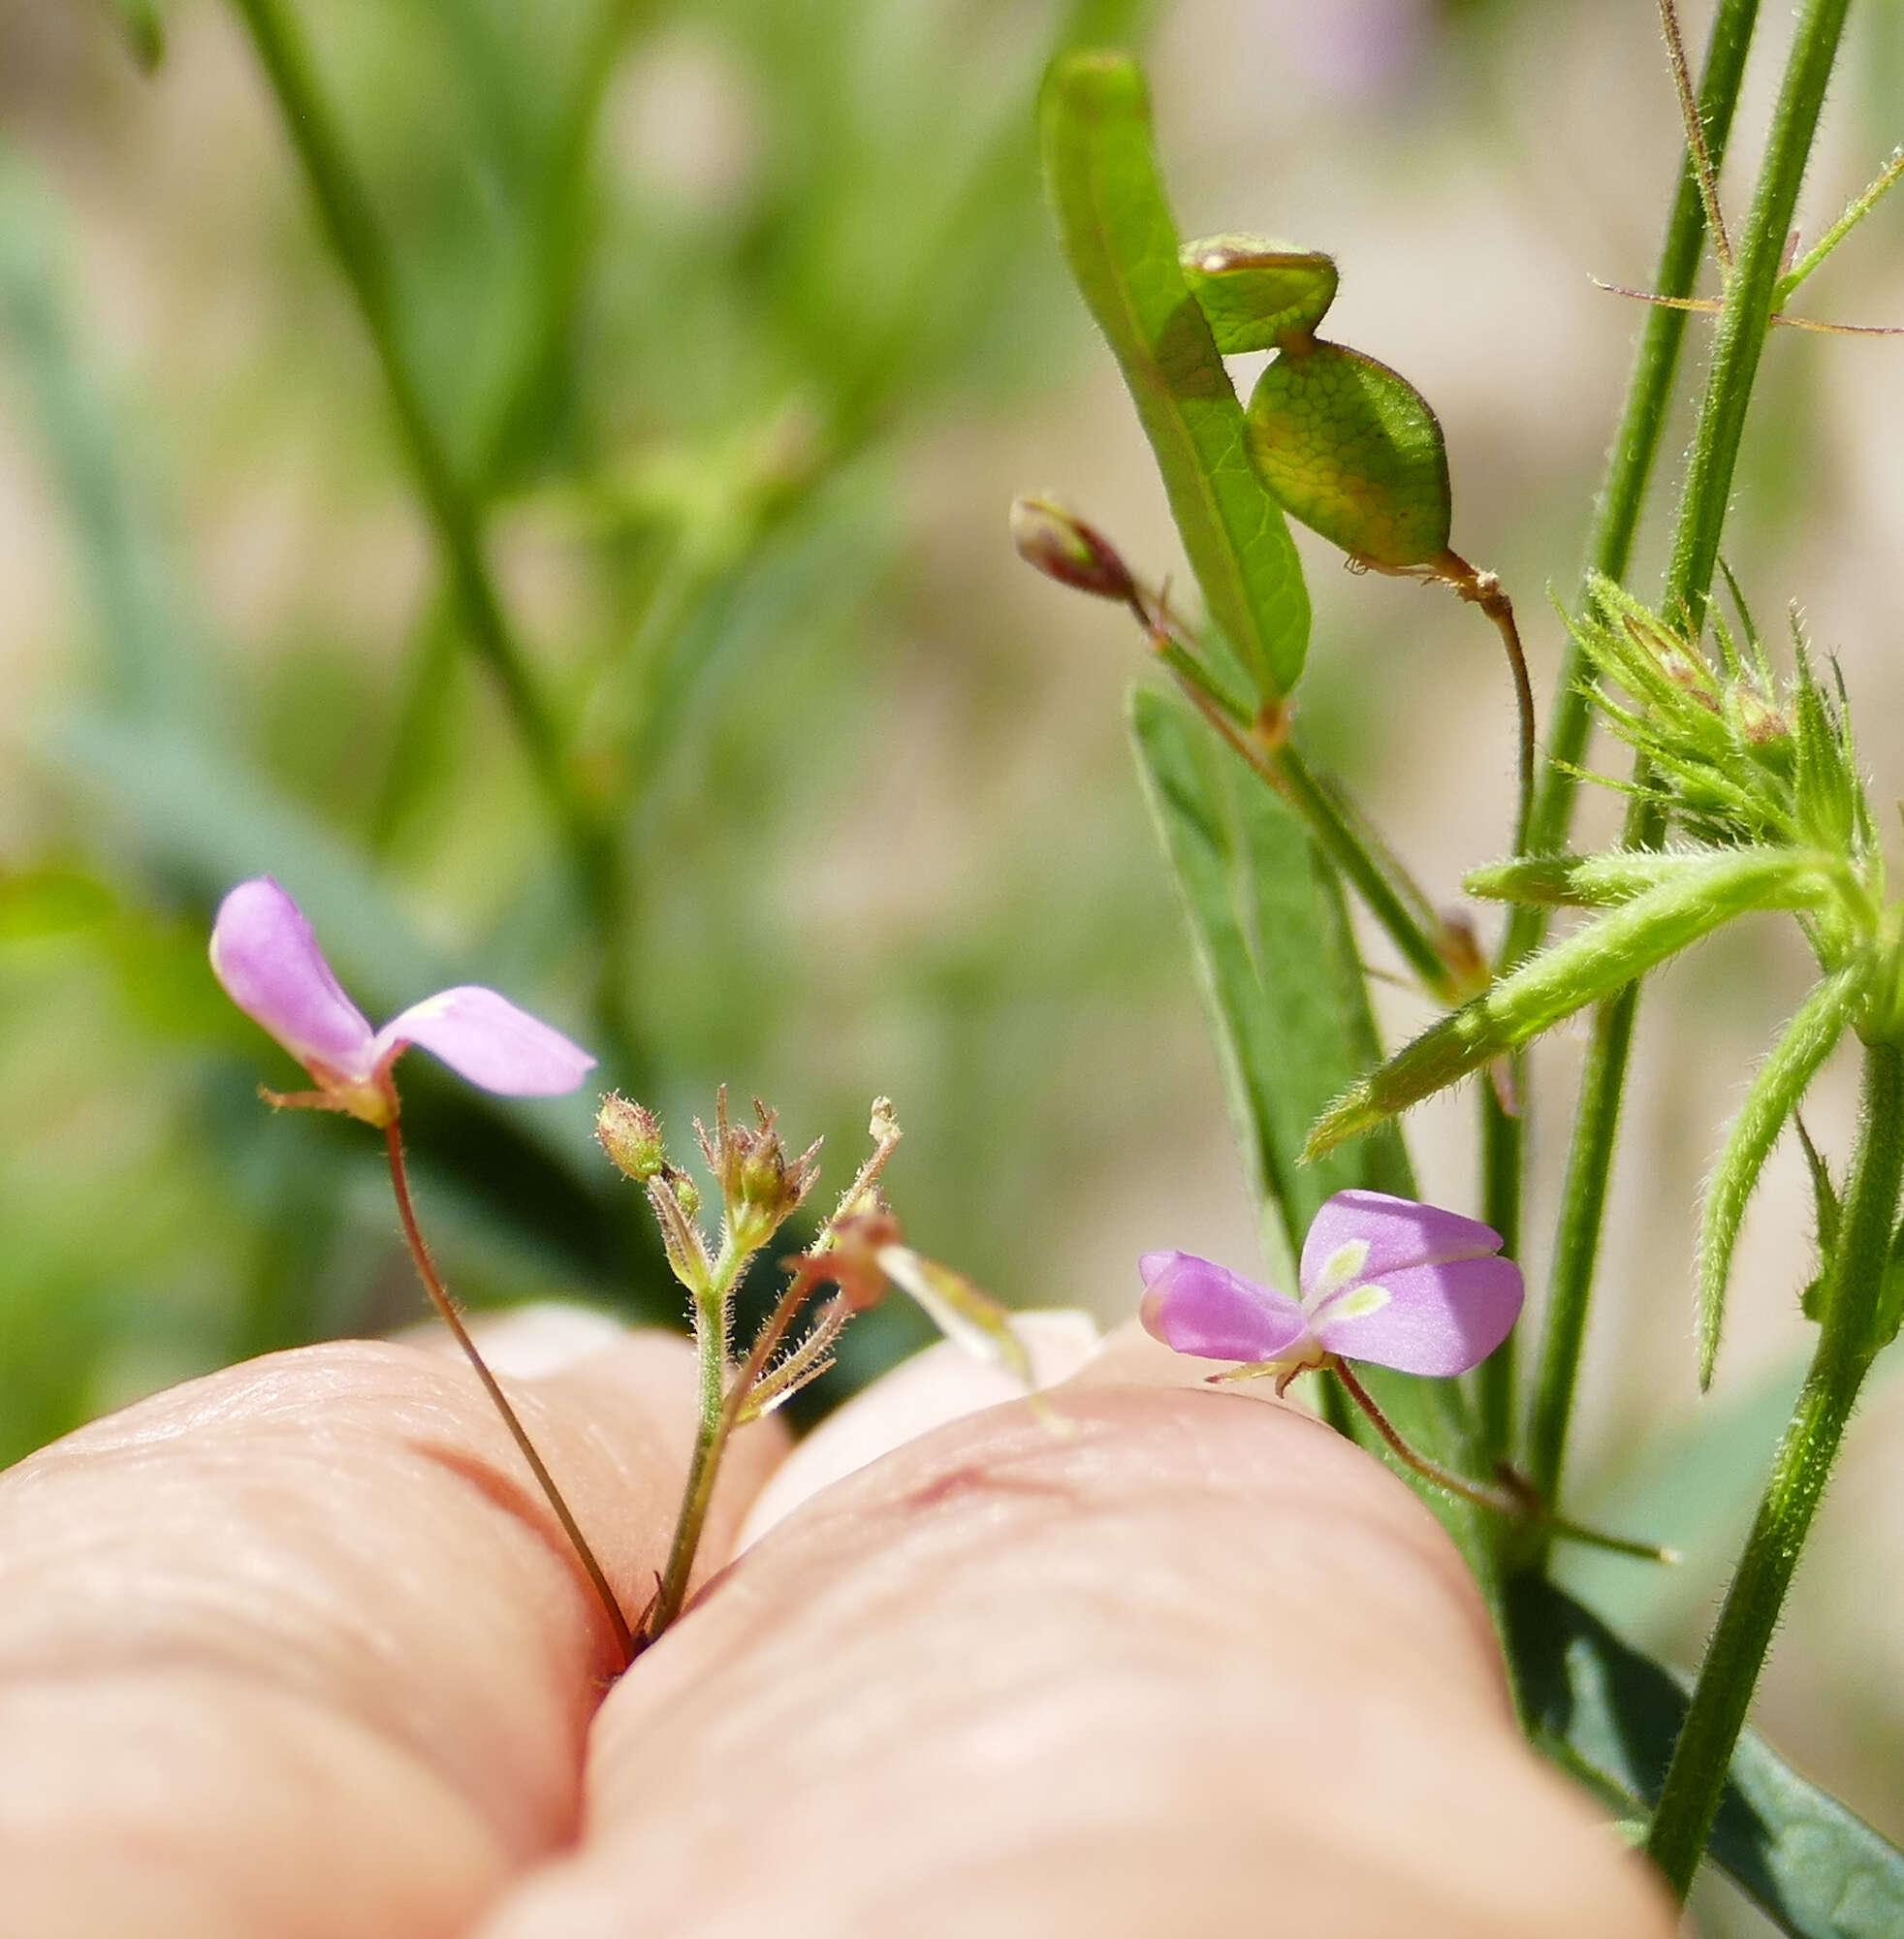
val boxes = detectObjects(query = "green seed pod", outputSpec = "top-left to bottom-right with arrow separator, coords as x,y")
1178,235 -> 1338,352
1244,341 -> 1451,570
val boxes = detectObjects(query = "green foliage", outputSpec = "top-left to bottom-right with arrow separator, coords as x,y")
1309,846 -> 1843,1157
1510,1575 -> 1904,1939
1038,50 -> 1309,701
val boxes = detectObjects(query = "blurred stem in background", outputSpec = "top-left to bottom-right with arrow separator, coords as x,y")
230,0 -> 646,1087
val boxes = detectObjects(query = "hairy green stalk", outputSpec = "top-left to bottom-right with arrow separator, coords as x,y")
1646,1037 -> 1904,1895
1529,0 -> 1856,1515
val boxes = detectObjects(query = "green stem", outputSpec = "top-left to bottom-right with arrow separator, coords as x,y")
1160,659 -> 1458,1001
1667,0 -> 1854,626
231,0 -> 642,1082
1476,1073 -> 1521,1464
384,1121 -> 634,1667
1645,1038 -> 1904,1897
1507,0 -> 1761,918
1529,0 -> 1856,1514
1526,993 -> 1639,1506
1273,744 -> 1459,1002
643,1256 -> 829,1648
644,1283 -> 729,1645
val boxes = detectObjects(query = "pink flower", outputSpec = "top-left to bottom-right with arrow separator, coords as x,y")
209,876 -> 594,1126
1139,1190 -> 1522,1384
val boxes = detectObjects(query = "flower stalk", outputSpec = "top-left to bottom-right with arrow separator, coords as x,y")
385,1123 -> 634,1665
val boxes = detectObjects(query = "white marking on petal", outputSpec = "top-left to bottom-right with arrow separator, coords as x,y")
1304,1239 -> 1370,1311
1334,1283 -> 1390,1321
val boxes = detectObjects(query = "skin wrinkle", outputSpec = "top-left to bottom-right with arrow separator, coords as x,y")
482,1383 -> 1671,1938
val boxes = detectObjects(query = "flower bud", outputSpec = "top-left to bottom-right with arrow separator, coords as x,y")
597,1094 -> 668,1181
1009,496 -> 1138,604
1730,682 -> 1792,749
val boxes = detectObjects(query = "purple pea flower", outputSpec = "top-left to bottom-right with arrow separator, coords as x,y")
1139,1189 -> 1522,1390
209,876 -> 594,1126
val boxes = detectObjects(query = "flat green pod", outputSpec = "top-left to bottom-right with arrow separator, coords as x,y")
1179,235 -> 1338,351
1246,340 -> 1451,569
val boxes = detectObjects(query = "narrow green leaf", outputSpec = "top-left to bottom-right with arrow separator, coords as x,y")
1129,686 -> 1501,1614
1309,847 -> 1840,1157
1041,50 -> 1308,699
1510,1576 -> 1904,1937
1698,963 -> 1868,1386
1131,687 -> 1373,1250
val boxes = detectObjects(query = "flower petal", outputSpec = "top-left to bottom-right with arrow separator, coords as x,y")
1298,1189 -> 1501,1290
1312,1254 -> 1523,1377
1138,1251 -> 1306,1362
208,877 -> 377,1081
371,986 -> 595,1097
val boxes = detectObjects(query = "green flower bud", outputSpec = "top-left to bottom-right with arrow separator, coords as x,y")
1730,682 -> 1792,749
597,1094 -> 668,1181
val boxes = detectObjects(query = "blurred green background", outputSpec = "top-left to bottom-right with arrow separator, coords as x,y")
5,4 -> 1904,1929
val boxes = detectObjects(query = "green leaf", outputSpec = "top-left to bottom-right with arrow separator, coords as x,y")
1309,847 -> 1841,1158
1510,1575 -> 1904,1937
1129,688 -> 1379,1250
1129,686 -> 1501,1612
1699,964 -> 1868,1385
1040,50 -> 1308,699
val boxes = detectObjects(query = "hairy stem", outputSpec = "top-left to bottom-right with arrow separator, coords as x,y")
643,1283 -> 729,1647
384,1122 -> 633,1667
1529,0 -> 1868,1522
1645,1039 -> 1904,1896
1493,3 -> 1760,1499
643,1258 -> 832,1648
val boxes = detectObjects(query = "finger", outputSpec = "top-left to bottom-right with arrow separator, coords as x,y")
484,1339 -> 1673,1937
0,1326 -> 786,1939
736,1307 -> 1103,1547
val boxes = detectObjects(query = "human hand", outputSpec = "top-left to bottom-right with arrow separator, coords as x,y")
0,1313 -> 1673,1936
